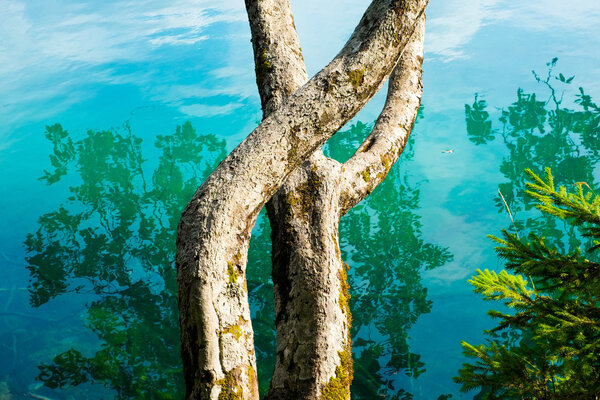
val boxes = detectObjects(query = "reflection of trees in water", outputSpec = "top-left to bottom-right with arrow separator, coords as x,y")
25,122 -> 226,398
326,121 -> 452,399
243,121 -> 453,399
462,60 -> 600,398
25,119 -> 451,399
466,58 -> 600,251
247,210 -> 276,396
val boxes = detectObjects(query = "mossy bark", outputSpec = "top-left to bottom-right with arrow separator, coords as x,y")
261,12 -> 426,400
176,1 -> 427,398
265,153 -> 352,399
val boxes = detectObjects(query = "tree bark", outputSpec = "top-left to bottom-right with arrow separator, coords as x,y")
244,1 -> 426,396
244,0 -> 308,117
246,0 -> 424,399
176,1 -> 427,399
265,152 -> 351,399
266,17 -> 425,399
244,0 -> 352,396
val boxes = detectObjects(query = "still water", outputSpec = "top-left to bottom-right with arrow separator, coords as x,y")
1,0 -> 600,399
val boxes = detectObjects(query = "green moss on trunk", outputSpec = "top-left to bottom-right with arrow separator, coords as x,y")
217,370 -> 243,400
321,264 -> 353,399
347,69 -> 365,90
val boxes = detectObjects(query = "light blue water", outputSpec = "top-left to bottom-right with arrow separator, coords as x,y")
1,0 -> 600,398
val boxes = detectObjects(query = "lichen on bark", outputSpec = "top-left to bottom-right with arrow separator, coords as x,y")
218,369 -> 244,400
320,347 -> 353,400
222,323 -> 243,341
255,49 -> 273,89
176,1 -> 428,399
320,264 -> 353,400
347,69 -> 365,90
227,262 -> 238,284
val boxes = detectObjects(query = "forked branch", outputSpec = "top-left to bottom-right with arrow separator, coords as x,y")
340,15 -> 425,214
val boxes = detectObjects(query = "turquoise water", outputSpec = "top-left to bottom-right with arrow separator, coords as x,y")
1,0 -> 600,398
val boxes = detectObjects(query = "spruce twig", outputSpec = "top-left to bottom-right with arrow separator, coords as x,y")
456,168 -> 600,398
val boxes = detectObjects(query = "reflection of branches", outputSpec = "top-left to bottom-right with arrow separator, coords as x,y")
465,94 -> 494,145
326,123 -> 452,398
123,123 -> 148,193
26,119 -> 450,399
532,57 -> 567,110
469,60 -> 600,215
460,63 -> 600,398
24,121 -> 226,399
466,58 -> 600,277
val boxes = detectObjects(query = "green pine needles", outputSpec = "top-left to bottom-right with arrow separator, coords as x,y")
454,168 -> 600,399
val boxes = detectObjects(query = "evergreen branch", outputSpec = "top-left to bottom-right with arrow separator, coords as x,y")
469,269 -> 534,308
525,168 -> 600,232
456,165 -> 600,397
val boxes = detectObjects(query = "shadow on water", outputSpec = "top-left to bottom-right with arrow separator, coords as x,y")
20,117 -> 452,399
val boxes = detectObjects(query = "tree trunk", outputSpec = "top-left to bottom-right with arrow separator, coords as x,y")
266,152 -> 352,399
245,0 -> 355,395
245,1 -> 425,398
263,13 -> 426,400
176,1 -> 427,398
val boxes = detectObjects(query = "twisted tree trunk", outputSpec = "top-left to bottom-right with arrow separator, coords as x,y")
245,1 -> 426,397
176,1 -> 427,398
244,3 -> 350,395
266,20 -> 425,400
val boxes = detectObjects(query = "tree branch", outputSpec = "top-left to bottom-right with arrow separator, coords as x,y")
245,0 -> 308,117
176,1 -> 428,398
186,0 -> 428,220
339,14 -> 425,215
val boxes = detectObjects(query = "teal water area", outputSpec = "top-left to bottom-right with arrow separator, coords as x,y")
1,0 -> 600,399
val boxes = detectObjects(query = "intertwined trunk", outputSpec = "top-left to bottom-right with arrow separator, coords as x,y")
265,22 -> 425,400
247,4 -> 426,397
176,1 -> 427,398
245,2 -> 352,396
266,153 -> 352,399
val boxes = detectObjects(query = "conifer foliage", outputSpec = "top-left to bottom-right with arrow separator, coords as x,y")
455,168 -> 600,399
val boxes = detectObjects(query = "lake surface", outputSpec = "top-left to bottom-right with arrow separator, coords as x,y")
1,0 -> 600,398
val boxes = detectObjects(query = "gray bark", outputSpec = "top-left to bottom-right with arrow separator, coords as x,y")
340,15 -> 425,213
264,16 -> 426,400
176,1 -> 427,399
245,1 -> 425,396
265,152 -> 350,400
245,0 -> 353,397
245,0 -> 308,116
